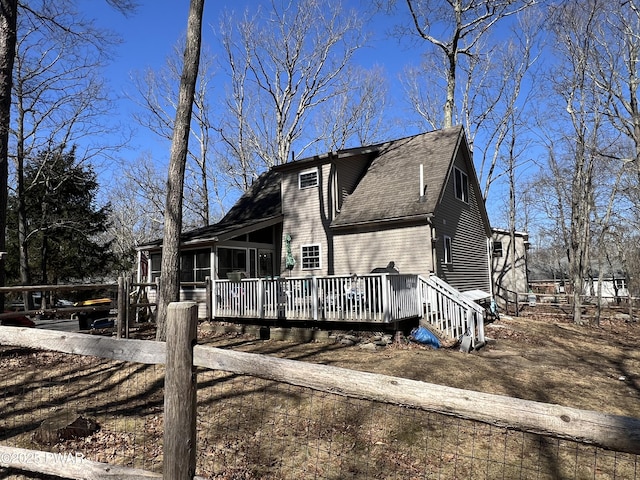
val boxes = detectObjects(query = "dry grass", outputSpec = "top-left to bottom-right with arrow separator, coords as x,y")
1,314 -> 639,479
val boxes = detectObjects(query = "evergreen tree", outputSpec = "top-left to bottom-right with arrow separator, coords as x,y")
7,145 -> 113,284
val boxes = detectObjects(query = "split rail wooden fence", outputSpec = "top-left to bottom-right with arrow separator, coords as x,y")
1,302 -> 639,479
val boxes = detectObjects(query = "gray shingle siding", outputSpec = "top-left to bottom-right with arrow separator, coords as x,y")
434,151 -> 491,292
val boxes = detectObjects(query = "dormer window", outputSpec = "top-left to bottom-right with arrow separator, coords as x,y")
454,167 -> 469,203
299,168 -> 318,189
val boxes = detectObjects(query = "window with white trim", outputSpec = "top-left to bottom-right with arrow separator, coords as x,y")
454,167 -> 469,203
301,244 -> 321,269
180,249 -> 211,282
443,236 -> 452,264
299,169 -> 318,189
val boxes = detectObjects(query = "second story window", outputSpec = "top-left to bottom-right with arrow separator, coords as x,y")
299,169 -> 318,189
454,167 -> 469,203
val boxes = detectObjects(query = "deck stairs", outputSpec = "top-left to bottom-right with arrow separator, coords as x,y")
418,274 -> 486,349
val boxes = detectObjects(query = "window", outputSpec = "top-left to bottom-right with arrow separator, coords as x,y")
454,167 -> 469,203
614,278 -> 628,290
443,236 -> 452,264
150,253 -> 161,281
217,247 -> 247,279
301,244 -> 321,269
299,169 -> 318,189
180,249 -> 211,282
493,241 -> 503,258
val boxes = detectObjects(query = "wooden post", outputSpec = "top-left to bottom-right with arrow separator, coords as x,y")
381,274 -> 390,323
311,277 -> 319,321
163,302 -> 198,480
205,276 -> 212,321
117,277 -> 126,339
125,276 -> 131,339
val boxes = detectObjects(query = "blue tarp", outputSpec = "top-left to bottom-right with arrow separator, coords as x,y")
411,326 -> 440,348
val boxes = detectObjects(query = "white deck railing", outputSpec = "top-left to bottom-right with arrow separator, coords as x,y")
418,274 -> 486,348
213,274 -> 421,323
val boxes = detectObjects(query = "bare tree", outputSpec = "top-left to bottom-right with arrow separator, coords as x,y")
11,2 -> 125,297
156,0 -> 204,341
107,152 -> 166,249
0,0 -> 18,302
314,65 -> 390,152
217,0 -> 368,175
546,0 -> 609,324
592,1 -> 640,176
401,0 -> 537,128
130,41 -> 224,226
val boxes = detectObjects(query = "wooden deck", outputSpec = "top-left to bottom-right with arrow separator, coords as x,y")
213,273 -> 421,323
162,273 -> 486,348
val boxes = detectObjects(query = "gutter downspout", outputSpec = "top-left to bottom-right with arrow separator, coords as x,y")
487,237 -> 494,297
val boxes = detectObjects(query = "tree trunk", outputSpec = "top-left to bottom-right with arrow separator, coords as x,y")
156,0 -> 205,341
0,0 -> 18,307
444,52 -> 456,128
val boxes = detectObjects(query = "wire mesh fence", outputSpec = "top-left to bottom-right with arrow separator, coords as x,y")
1,341 -> 638,480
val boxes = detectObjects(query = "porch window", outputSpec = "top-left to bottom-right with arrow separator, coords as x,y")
299,168 -> 318,189
492,241 -> 503,258
217,247 -> 247,279
443,236 -> 453,265
454,167 -> 469,203
180,249 -> 211,282
301,244 -> 321,270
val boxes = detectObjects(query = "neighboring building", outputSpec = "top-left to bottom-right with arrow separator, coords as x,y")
491,228 -> 530,307
138,126 -> 493,295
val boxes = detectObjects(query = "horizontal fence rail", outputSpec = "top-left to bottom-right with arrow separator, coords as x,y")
1,322 -> 638,460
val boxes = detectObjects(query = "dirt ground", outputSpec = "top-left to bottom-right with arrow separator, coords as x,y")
1,312 -> 639,479
197,313 -> 640,418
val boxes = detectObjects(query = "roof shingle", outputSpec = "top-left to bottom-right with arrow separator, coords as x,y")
331,126 -> 463,227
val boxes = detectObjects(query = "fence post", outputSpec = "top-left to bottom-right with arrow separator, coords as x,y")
117,277 -> 126,339
205,276 -> 212,321
125,276 -> 131,338
164,301 -> 198,480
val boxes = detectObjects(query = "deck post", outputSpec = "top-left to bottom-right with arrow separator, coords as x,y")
257,278 -> 265,319
381,274 -> 391,323
312,277 -> 319,321
163,301 -> 198,480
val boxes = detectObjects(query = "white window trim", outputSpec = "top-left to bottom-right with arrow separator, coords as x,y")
301,243 -> 321,270
443,236 -> 453,265
298,168 -> 319,189
454,167 -> 469,203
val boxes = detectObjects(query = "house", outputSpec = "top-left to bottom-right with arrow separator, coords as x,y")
139,126 -> 492,292
137,125 -> 492,342
491,228 -> 530,308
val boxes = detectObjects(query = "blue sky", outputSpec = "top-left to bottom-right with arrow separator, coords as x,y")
84,1 -> 517,227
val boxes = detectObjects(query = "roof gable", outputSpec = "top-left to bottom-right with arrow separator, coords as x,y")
331,126 -> 465,227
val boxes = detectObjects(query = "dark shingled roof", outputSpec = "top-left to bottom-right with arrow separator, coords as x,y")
141,169 -> 282,247
331,126 -> 464,227
217,168 -> 282,226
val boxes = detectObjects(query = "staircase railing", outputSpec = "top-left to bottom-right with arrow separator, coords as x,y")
418,274 -> 486,349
